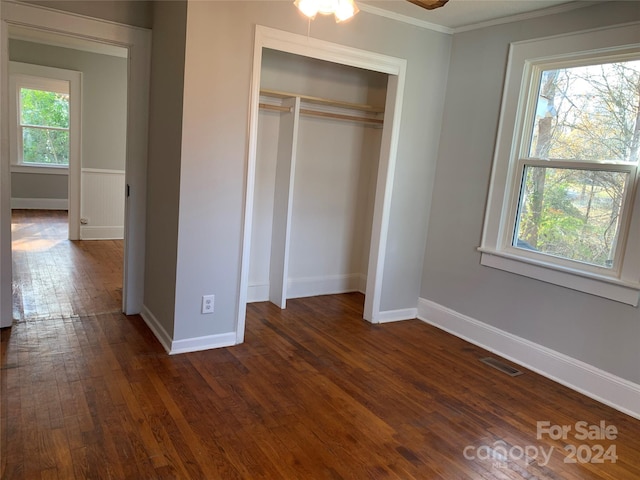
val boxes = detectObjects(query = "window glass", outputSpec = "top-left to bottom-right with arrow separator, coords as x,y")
19,87 -> 69,165
514,165 -> 629,268
22,128 -> 69,165
528,60 -> 640,163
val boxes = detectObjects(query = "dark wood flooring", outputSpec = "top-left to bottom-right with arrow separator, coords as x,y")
11,209 -> 123,321
2,211 -> 639,479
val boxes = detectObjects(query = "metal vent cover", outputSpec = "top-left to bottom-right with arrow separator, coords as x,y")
480,357 -> 524,377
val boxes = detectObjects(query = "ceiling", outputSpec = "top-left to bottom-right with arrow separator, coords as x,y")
360,0 -> 589,31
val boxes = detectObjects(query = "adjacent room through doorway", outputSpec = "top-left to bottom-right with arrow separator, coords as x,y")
7,29 -> 129,321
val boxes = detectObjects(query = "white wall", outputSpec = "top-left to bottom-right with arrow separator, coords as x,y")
249,50 -> 384,302
80,168 -> 125,239
167,1 -> 450,343
289,116 -> 378,289
420,1 -> 640,384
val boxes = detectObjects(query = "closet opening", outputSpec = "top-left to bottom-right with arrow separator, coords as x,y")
250,48 -> 386,312
237,26 -> 407,343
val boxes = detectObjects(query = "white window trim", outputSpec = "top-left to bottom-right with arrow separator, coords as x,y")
480,22 -> 640,306
10,73 -> 70,168
10,164 -> 68,175
9,62 -> 78,172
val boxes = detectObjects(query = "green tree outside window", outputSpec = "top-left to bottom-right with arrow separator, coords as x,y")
20,88 -> 69,165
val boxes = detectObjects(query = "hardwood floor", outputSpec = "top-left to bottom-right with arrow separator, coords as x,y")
11,210 -> 123,321
2,210 -> 639,479
2,294 -> 640,478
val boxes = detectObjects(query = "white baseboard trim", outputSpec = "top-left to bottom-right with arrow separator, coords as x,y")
170,332 -> 237,355
373,307 -> 417,324
140,305 -> 172,354
141,304 -> 237,355
287,273 -> 366,299
417,297 -> 640,420
247,283 -> 270,303
80,226 -> 124,240
11,197 -> 68,210
249,274 -> 367,303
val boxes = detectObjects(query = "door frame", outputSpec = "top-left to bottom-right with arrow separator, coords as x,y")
0,1 -> 151,326
236,25 -> 407,342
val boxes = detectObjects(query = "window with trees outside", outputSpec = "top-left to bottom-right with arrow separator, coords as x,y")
480,24 -> 640,306
11,75 -> 70,168
19,86 -> 69,165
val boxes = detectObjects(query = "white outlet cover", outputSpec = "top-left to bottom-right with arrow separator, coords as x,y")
201,295 -> 215,314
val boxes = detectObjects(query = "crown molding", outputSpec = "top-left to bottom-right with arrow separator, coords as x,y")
453,1 -> 595,33
358,1 -> 596,35
358,2 -> 454,34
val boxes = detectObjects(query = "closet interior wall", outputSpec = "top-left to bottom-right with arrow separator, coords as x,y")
248,49 -> 387,306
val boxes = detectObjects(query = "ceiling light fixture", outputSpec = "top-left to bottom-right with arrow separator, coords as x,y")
294,0 -> 359,22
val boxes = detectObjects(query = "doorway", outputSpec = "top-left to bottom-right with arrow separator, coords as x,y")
0,2 -> 151,326
7,32 -> 127,321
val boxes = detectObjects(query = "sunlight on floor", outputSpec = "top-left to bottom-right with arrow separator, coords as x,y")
11,237 -> 67,252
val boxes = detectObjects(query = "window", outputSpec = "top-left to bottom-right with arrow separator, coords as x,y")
19,86 -> 69,166
10,72 -> 71,171
480,24 -> 640,306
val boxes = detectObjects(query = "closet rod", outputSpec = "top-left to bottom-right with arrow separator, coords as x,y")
259,103 -> 291,113
260,88 -> 384,114
259,102 -> 383,125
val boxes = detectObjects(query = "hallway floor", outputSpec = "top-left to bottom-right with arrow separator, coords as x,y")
11,209 -> 123,321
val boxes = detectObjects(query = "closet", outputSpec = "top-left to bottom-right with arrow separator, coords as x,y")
248,49 -> 388,309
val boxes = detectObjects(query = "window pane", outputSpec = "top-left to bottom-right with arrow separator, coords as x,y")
514,166 -> 629,268
20,88 -> 69,128
529,60 -> 640,163
22,127 -> 69,165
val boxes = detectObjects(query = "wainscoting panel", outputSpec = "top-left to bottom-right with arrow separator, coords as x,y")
81,168 -> 125,240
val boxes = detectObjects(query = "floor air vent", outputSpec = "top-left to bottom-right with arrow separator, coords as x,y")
480,357 -> 524,377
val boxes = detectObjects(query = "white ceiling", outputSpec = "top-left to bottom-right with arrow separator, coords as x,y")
360,0 -> 591,31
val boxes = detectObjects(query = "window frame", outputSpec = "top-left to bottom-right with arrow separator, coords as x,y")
9,71 -> 71,173
479,23 -> 640,306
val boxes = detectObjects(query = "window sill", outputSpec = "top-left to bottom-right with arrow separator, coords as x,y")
11,164 -> 68,175
478,247 -> 640,306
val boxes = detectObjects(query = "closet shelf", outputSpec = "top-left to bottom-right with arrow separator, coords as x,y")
260,89 -> 385,114
259,102 -> 384,125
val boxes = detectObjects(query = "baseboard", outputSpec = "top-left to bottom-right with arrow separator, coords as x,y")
287,273 -> 366,299
140,305 -> 172,354
247,283 -> 270,303
141,305 -> 237,355
374,307 -> 417,324
170,332 -> 237,355
417,297 -> 640,420
80,226 -> 124,240
11,197 -> 68,210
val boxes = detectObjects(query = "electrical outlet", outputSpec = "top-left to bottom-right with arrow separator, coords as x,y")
201,295 -> 215,314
